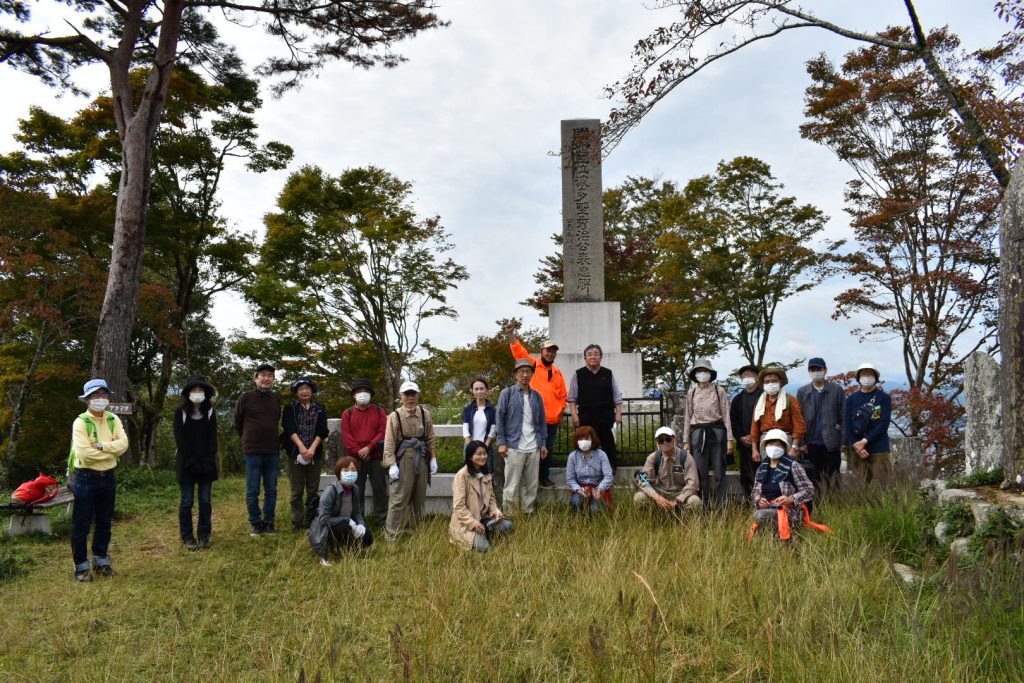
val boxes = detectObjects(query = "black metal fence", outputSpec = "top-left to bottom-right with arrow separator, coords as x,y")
548,396 -> 665,467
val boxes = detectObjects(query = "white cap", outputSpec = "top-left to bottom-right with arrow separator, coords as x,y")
855,362 -> 880,380
399,380 -> 420,394
759,428 -> 791,449
654,426 -> 675,439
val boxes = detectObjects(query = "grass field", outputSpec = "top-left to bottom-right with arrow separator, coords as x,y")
1,474 -> 1022,682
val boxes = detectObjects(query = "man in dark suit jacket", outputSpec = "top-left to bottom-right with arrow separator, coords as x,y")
796,357 -> 846,492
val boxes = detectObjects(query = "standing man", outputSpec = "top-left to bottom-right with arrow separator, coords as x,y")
341,378 -> 389,528
234,362 -> 283,536
567,344 -> 623,469
69,379 -> 129,582
496,359 -> 548,514
845,362 -> 892,485
796,358 -> 846,493
382,381 -> 436,541
507,325 -> 567,488
281,376 -> 328,531
730,364 -> 762,496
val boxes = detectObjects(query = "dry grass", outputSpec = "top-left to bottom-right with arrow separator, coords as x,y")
0,476 -> 1021,682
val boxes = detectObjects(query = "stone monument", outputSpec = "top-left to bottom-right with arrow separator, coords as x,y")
548,119 -> 643,397
964,351 -> 1003,474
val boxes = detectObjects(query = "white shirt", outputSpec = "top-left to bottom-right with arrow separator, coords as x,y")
461,406 -> 493,441
519,390 -> 538,451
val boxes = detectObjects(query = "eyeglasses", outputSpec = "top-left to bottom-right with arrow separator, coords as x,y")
402,391 -> 418,397
656,437 -> 673,444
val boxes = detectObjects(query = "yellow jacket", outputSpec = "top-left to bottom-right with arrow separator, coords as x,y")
72,411 -> 129,471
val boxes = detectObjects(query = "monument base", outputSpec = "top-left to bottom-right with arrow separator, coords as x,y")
549,301 -> 643,397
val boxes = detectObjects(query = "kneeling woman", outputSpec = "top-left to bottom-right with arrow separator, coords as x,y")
750,429 -> 815,542
566,426 -> 613,514
309,457 -> 372,566
450,440 -> 513,553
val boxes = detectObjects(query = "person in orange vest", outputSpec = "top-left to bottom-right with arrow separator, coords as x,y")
507,325 -> 567,488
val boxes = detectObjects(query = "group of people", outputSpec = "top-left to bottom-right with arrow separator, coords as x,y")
65,335 -> 892,578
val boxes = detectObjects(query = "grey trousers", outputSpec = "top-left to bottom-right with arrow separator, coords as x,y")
287,457 -> 320,529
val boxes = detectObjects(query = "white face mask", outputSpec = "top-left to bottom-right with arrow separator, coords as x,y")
340,471 -> 358,485
766,445 -> 786,460
859,375 -> 877,388
354,392 -> 371,406
89,398 -> 110,412
695,371 -> 711,383
763,382 -> 781,396
577,439 -> 592,452
189,392 -> 206,404
809,370 -> 825,382
741,377 -> 757,388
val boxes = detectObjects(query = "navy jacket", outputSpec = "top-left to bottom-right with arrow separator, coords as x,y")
844,388 -> 892,453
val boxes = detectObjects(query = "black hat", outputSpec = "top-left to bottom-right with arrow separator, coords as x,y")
736,364 -> 760,376
254,363 -> 275,376
350,377 -> 374,395
290,376 -> 318,393
181,376 -> 215,397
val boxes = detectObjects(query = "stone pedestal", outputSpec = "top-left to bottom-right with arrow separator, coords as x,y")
9,513 -> 51,536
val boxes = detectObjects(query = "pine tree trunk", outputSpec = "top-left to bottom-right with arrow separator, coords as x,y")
1000,162 -> 1024,489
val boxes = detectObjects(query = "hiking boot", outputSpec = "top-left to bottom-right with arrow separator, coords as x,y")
198,537 -> 211,549
93,565 -> 117,577
539,479 -> 556,488
183,538 -> 199,551
74,569 -> 93,583
250,525 -> 264,537
319,556 -> 332,567
263,523 -> 279,535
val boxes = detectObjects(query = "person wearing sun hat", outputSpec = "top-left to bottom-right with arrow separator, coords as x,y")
682,358 -> 734,508
730,363 -> 762,494
382,380 -> 436,541
173,376 -> 218,550
749,365 -> 806,463
506,324 -> 567,488
282,376 -> 329,531
69,378 -> 129,582
341,377 -> 389,526
844,362 -> 892,484
750,428 -> 816,541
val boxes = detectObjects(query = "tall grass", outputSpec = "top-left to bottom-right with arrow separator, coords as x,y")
0,476 -> 1021,681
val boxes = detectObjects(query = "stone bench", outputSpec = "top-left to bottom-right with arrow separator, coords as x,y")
1,487 -> 74,536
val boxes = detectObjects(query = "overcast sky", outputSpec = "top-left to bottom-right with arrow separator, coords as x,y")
0,0 -> 1005,386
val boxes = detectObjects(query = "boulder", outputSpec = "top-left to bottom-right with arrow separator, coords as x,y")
892,563 -> 919,585
950,538 -> 972,558
934,521 -> 953,545
938,488 -> 979,503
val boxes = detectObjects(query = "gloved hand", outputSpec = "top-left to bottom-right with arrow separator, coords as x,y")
353,524 -> 366,539
389,463 -> 400,482
348,518 -> 357,531
429,458 -> 438,475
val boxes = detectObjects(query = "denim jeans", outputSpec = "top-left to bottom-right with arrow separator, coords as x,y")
569,491 -> 607,515
244,452 -> 280,526
539,422 -> 559,481
71,468 -> 117,572
179,480 -> 213,541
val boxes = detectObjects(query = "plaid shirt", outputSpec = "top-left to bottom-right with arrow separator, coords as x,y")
294,401 -> 322,447
751,457 -> 815,526
566,448 -> 614,492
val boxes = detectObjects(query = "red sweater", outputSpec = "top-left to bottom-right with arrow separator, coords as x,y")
341,405 -> 388,461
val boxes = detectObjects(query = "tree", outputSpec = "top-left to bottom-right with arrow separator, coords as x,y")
604,0 -> 1019,189
250,165 -> 469,405
802,30 -> 1012,405
1,0 -> 447,401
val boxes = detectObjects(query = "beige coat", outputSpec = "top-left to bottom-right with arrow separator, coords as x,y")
449,466 -> 501,550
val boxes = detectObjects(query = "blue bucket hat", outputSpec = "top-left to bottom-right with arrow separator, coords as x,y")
79,378 -> 110,402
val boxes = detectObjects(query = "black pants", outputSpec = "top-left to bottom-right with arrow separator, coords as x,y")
806,443 -> 841,493
326,518 -> 373,555
356,458 -> 389,524
737,443 -> 757,499
539,423 -> 559,481
578,407 -> 617,469
691,423 -> 727,508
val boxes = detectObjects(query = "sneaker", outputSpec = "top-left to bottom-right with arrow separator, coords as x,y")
319,557 -> 332,567
263,523 -> 279,535
74,569 -> 93,583
198,537 -> 211,549
93,565 -> 117,578
539,479 -> 556,488
184,538 -> 199,551
250,525 -> 263,537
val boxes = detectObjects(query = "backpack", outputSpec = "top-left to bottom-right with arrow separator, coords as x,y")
67,412 -> 116,479
12,473 -> 59,504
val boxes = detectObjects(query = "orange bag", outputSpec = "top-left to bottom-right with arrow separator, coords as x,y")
12,474 -> 59,505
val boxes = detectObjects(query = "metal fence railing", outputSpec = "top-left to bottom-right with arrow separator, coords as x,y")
548,396 -> 665,467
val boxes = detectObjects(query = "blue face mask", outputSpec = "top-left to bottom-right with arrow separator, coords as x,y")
340,471 -> 358,486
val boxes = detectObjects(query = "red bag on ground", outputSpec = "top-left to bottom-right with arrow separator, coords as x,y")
12,474 -> 59,504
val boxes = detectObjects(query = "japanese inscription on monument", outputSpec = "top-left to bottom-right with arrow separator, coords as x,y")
561,119 -> 605,303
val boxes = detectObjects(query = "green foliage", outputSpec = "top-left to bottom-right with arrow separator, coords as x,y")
0,544 -> 31,583
947,468 -> 1005,489
940,501 -> 975,538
